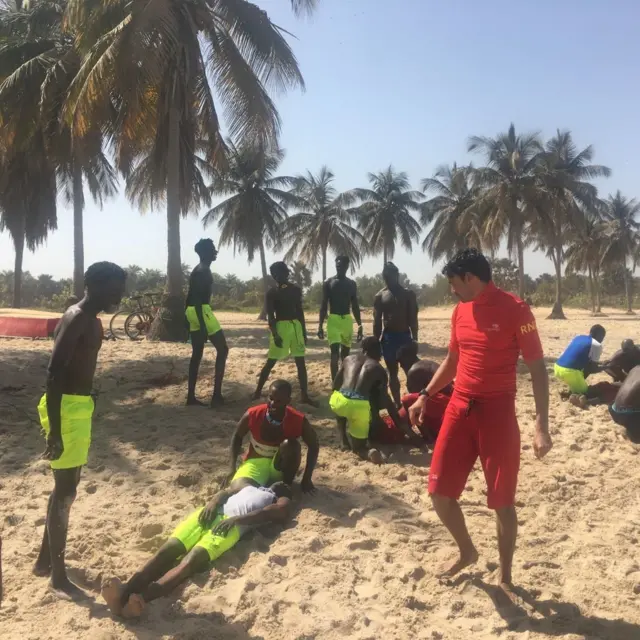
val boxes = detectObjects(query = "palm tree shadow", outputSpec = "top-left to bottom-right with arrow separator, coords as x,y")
473,579 -> 640,639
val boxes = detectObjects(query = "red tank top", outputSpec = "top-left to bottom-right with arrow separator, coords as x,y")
244,404 -> 305,460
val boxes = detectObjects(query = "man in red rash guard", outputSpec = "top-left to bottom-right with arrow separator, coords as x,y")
409,249 -> 551,597
227,379 -> 319,494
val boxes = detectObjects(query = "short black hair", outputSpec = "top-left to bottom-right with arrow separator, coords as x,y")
622,339 -> 635,351
270,261 -> 289,277
336,255 -> 350,264
84,262 -> 126,290
590,324 -> 606,341
442,248 -> 491,283
270,481 -> 293,500
270,379 -> 292,397
194,238 -> 214,257
362,336 -> 380,353
396,341 -> 418,361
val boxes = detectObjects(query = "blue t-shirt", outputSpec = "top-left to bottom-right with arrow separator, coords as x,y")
556,335 -> 602,371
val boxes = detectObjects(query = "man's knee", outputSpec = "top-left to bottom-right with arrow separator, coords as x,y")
278,439 -> 301,470
431,493 -> 456,512
183,547 -> 209,574
54,487 -> 77,508
330,344 -> 340,356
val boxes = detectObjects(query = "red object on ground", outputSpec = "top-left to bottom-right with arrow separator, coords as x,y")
0,316 -> 60,338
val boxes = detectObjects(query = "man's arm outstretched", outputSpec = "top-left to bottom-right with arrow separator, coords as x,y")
227,412 -> 250,484
300,418 -> 319,494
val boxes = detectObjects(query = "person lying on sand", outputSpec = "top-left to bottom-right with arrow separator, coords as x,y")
228,379 -> 319,494
102,481 -> 294,618
330,337 -> 424,463
608,365 -> 640,442
602,339 -> 640,383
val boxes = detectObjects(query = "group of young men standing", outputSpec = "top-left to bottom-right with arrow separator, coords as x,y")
29,243 -> 554,615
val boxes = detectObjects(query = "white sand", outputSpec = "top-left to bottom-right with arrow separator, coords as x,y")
1,307 -> 640,639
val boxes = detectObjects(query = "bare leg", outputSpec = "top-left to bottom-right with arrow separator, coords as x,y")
337,417 -> 350,451
253,359 -> 277,399
329,344 -> 341,383
340,345 -> 351,364
295,357 -> 317,406
187,333 -> 206,406
431,494 -> 479,579
209,331 -> 229,406
386,359 -> 402,408
350,435 -> 384,464
496,505 -> 518,591
273,439 -> 302,485
33,493 -> 53,576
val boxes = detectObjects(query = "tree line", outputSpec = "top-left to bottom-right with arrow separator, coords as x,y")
1,2 -> 638,338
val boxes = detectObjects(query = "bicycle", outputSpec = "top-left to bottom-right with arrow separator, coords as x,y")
109,292 -> 162,340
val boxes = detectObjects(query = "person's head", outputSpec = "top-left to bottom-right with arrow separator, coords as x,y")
195,238 -> 217,264
622,338 -> 635,352
362,335 -> 382,361
396,341 -> 419,373
335,255 -> 350,278
269,481 -> 294,500
382,262 -> 400,288
84,262 -> 126,312
270,261 -> 290,285
267,379 -> 292,418
442,248 -> 492,302
590,324 -> 606,343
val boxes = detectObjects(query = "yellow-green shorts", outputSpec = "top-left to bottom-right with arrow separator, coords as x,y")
268,320 -> 305,360
171,508 -> 240,562
327,314 -> 353,347
185,305 -> 221,335
554,364 -> 588,395
329,390 -> 371,440
38,394 -> 94,470
232,456 -> 283,486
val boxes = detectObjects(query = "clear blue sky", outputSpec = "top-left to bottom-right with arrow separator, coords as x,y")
2,0 -> 638,284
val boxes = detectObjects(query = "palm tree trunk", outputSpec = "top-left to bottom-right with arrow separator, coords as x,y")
12,223 -> 25,309
624,261 -> 634,314
321,244 -> 327,282
594,267 -> 603,314
547,244 -> 566,319
150,104 -> 185,341
72,166 -> 84,299
587,266 -> 596,315
516,235 -> 526,300
383,245 -> 388,267
257,239 -> 269,321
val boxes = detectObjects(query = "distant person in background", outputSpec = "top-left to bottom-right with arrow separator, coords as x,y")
35,262 -> 126,600
185,238 -> 229,407
554,325 -> 606,397
253,262 -> 317,406
373,262 -> 419,408
603,339 -> 640,383
608,366 -> 640,442
396,342 -> 450,394
317,256 -> 363,381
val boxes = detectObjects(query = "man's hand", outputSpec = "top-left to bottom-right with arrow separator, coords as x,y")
211,516 -> 239,536
356,325 -> 363,342
301,477 -> 316,495
221,469 -> 235,488
317,327 -> 324,340
408,395 -> 427,426
198,501 -> 219,528
42,434 -> 63,462
273,333 -> 283,348
533,428 -> 552,459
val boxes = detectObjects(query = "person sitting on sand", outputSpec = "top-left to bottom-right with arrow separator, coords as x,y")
330,337 -> 424,463
102,481 -> 294,618
602,339 -> 640,383
608,365 -> 640,443
554,324 -> 606,397
228,379 -> 319,494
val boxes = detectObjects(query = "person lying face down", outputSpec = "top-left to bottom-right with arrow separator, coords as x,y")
101,481 -> 294,618
602,339 -> 640,383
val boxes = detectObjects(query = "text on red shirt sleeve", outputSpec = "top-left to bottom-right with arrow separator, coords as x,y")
515,302 -> 543,361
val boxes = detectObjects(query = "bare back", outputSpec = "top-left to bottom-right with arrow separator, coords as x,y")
615,366 -> 640,409
340,354 -> 388,401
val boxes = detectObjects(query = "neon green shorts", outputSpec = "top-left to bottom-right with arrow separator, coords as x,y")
38,394 -> 94,469
329,390 -> 371,440
185,305 -> 221,335
268,320 -> 305,360
554,364 -> 588,395
171,508 -> 240,562
327,314 -> 353,347
232,456 -> 283,486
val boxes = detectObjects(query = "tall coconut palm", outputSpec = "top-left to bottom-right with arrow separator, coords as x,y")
65,0 -> 313,340
350,166 -> 423,266
529,131 -> 610,319
601,191 -> 640,314
280,166 -> 364,281
468,123 -> 544,298
420,163 -> 494,262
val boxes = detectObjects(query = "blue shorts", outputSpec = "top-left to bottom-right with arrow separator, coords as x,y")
381,331 -> 413,364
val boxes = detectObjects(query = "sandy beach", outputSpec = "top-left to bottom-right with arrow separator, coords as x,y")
1,307 -> 640,640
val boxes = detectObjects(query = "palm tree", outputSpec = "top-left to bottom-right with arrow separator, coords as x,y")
528,131 -> 610,319
420,163 -> 493,262
65,0 -> 313,340
468,123 -> 544,298
290,261 -> 312,290
203,143 -> 297,300
350,166 -> 423,266
601,191 -> 640,314
280,166 -> 364,281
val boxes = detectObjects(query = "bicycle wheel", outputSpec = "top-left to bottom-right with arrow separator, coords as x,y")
109,310 -> 130,340
125,312 -> 153,340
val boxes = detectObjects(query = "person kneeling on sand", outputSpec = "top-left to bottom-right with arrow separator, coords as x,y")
102,481 -> 294,618
330,337 -> 424,463
608,365 -> 640,443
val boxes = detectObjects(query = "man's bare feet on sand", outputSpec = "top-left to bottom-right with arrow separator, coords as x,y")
209,394 -> 225,408
251,391 -> 262,401
32,560 -> 51,578
569,394 -> 588,409
437,547 -> 479,583
186,398 -> 207,407
102,577 -> 125,615
367,448 -> 385,464
301,396 -> 318,407
48,577 -> 89,601
122,593 -> 146,618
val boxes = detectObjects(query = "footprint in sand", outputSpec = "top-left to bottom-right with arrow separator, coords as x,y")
348,539 -> 378,551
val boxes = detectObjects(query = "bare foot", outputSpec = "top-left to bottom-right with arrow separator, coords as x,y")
301,396 -> 318,408
101,577 -> 125,616
186,398 -> 207,407
340,440 -> 351,452
251,391 -> 262,400
209,395 -> 225,408
33,560 -> 51,578
48,577 -> 90,601
569,394 -> 588,409
367,448 -> 385,465
437,547 -> 479,582
122,593 -> 146,619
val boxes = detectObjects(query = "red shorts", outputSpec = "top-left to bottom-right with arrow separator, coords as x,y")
428,393 -> 520,510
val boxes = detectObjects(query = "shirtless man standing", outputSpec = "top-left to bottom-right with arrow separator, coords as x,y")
318,256 -> 363,381
185,238 -> 229,407
330,336 -> 423,462
34,262 -> 126,599
373,262 -> 419,407
396,342 -> 442,394
253,262 -> 316,405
